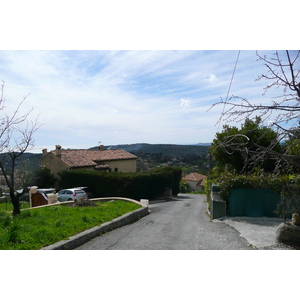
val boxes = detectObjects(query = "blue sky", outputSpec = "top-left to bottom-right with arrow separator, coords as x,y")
0,1 -> 298,154
2,0 -> 298,289
0,50 -> 294,153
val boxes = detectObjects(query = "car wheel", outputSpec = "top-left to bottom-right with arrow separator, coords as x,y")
68,198 -> 72,201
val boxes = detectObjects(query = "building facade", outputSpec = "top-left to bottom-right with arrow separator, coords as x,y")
40,145 -> 137,177
182,172 -> 207,191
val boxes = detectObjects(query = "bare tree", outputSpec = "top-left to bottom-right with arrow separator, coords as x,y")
209,50 -> 300,171
0,81 -> 40,215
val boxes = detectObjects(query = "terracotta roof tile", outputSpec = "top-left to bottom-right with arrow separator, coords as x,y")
183,172 -> 207,182
52,149 -> 137,168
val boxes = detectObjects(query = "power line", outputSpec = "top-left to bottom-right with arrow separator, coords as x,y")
218,50 -> 241,131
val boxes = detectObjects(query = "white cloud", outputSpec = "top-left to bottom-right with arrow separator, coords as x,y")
204,74 -> 218,83
0,50 -> 287,150
180,99 -> 191,108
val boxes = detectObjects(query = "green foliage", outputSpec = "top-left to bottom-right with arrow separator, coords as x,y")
0,152 -> 42,173
210,117 -> 281,173
212,171 -> 287,202
155,166 -> 182,195
209,170 -> 300,218
180,179 -> 192,193
58,167 -> 182,200
277,175 -> 300,219
0,200 -> 140,250
0,201 -> 29,211
204,176 -> 212,202
104,143 -> 210,157
282,126 -> 300,172
27,167 -> 57,188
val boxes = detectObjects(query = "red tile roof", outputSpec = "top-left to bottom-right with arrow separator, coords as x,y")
183,172 -> 207,182
52,149 -> 137,168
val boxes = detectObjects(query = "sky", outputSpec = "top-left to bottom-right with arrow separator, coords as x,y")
2,0 -> 298,293
0,1 -> 298,154
1,49 -> 292,153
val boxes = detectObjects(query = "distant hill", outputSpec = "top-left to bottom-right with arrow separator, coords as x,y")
195,143 -> 211,146
0,152 -> 42,172
0,143 -> 211,174
90,143 -> 210,157
90,143 -> 212,173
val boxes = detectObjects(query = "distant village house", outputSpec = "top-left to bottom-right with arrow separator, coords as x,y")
183,172 -> 207,191
40,145 -> 137,177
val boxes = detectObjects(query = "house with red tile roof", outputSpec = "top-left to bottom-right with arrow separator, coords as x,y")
40,145 -> 137,177
182,172 -> 207,191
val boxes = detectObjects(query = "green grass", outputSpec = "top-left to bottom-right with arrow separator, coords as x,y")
0,200 -> 141,250
0,201 -> 30,212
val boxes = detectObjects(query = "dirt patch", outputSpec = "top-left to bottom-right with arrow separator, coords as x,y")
75,199 -> 99,207
66,200 -> 99,207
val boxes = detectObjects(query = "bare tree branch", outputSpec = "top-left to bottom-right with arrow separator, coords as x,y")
210,50 -> 300,172
0,81 -> 41,215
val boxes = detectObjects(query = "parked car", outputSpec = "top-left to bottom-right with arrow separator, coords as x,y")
57,188 -> 88,202
72,187 -> 93,199
37,188 -> 56,199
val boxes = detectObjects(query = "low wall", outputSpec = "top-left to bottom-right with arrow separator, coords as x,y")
25,196 -> 149,211
41,202 -> 150,250
210,192 -> 226,219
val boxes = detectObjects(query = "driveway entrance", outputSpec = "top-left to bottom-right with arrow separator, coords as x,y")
76,194 -> 252,250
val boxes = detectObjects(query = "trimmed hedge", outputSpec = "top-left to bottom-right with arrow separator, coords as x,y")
207,172 -> 300,218
58,167 -> 182,200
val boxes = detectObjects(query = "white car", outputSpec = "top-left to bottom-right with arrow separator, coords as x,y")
37,188 -> 56,199
57,188 -> 88,202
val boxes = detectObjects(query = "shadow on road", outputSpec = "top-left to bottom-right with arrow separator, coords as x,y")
149,195 -> 191,204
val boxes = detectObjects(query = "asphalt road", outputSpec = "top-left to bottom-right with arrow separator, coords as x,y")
75,193 -> 252,250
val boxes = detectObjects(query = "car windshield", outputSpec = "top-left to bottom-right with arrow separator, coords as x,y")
75,190 -> 85,194
44,190 -> 54,195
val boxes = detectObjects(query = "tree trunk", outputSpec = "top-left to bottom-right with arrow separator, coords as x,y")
10,190 -> 20,215
0,161 -> 20,215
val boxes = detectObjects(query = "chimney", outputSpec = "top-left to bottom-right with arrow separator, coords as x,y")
42,149 -> 48,157
56,145 -> 62,157
99,145 -> 105,151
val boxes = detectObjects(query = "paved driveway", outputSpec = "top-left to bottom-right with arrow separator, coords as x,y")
76,194 -> 252,250
214,215 -> 299,249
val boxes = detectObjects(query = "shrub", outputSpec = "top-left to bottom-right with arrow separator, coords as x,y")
209,171 -> 300,219
58,167 -> 182,200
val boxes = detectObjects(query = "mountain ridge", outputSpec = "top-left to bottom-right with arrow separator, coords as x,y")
1,143 -> 211,173
89,143 -> 211,156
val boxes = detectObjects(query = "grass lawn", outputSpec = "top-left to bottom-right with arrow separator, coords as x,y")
0,200 -> 141,250
0,201 -> 29,212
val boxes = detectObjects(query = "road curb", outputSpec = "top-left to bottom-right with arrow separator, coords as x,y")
41,206 -> 149,250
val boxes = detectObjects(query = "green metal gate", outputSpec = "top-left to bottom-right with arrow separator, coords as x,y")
229,188 -> 280,217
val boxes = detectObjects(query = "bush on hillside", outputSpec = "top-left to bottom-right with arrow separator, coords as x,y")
58,167 -> 182,200
207,170 -> 300,219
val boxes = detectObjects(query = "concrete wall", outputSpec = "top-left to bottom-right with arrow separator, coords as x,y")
40,198 -> 149,250
186,180 -> 203,191
210,193 -> 226,219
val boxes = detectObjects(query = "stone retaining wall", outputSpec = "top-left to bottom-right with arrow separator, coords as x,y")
41,206 -> 149,250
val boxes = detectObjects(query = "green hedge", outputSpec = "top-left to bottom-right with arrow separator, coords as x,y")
215,172 -> 289,201
58,167 -> 182,200
208,172 -> 300,217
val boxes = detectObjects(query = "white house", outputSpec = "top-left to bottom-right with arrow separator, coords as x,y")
183,172 -> 207,191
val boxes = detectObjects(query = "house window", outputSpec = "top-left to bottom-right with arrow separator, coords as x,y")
114,168 -> 118,172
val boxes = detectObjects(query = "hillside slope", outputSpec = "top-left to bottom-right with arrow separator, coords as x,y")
0,143 -> 211,174
91,143 -> 210,156
90,143 -> 211,173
